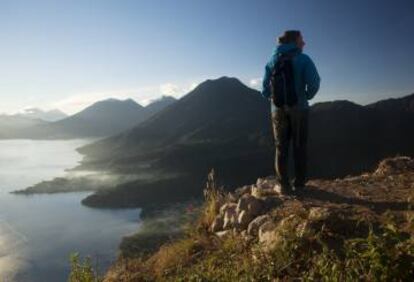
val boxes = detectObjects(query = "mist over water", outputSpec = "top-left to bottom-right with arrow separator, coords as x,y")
0,140 -> 141,281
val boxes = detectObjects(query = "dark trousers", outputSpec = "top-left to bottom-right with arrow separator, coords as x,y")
271,106 -> 309,187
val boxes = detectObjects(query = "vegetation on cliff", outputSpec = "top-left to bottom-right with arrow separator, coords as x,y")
94,156 -> 414,281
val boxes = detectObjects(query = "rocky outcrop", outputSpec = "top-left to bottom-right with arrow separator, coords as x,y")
210,155 -> 414,249
374,156 -> 414,176
104,155 -> 414,282
210,176 -> 283,235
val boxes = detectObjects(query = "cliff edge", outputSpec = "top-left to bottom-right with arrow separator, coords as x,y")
104,156 -> 414,281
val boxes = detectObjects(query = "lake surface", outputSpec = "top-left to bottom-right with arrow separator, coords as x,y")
0,140 -> 141,281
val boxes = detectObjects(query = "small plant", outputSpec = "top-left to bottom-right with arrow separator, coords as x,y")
68,252 -> 101,282
198,168 -> 225,229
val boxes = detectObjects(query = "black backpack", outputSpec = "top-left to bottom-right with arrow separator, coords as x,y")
270,53 -> 298,108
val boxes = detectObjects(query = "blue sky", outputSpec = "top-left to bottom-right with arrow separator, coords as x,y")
1,0 -> 413,114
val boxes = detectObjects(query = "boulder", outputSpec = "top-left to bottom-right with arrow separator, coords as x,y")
235,185 -> 252,197
261,196 -> 282,212
220,203 -> 237,216
247,214 -> 271,236
236,194 -> 251,214
251,185 -> 261,198
374,156 -> 414,176
236,194 -> 263,218
210,215 -> 224,232
226,192 -> 238,203
259,215 -> 305,252
258,221 -> 278,244
251,178 -> 277,198
248,197 -> 263,217
223,205 -> 238,230
237,210 -> 253,229
256,176 -> 276,187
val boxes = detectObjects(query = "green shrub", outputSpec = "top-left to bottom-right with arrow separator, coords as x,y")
68,253 -> 101,282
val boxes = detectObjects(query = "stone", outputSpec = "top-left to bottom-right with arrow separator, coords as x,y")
247,214 -> 271,236
226,192 -> 238,203
236,194 -> 263,218
215,230 -> 231,238
223,205 -> 238,230
220,203 -> 237,216
251,185 -> 262,198
258,222 -> 281,252
258,215 -> 304,252
235,185 -> 251,197
258,221 -> 277,242
251,178 -> 277,198
256,176 -> 276,187
262,196 -> 283,211
210,215 -> 224,232
236,194 -> 251,214
374,156 -> 414,176
237,210 -> 253,229
248,198 -> 263,217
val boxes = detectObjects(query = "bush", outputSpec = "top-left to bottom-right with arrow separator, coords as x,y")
68,253 -> 101,282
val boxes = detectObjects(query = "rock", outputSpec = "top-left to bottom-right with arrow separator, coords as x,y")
308,207 -> 330,221
258,215 -> 304,252
236,194 -> 250,214
235,185 -> 251,197
262,196 -> 283,211
247,214 -> 271,236
273,183 -> 282,194
220,203 -> 237,216
236,194 -> 263,218
223,205 -> 238,230
252,182 -> 279,198
226,192 -> 238,203
251,185 -> 262,198
215,230 -> 231,238
258,221 -> 278,245
248,197 -> 263,217
210,215 -> 224,232
237,210 -> 253,229
256,176 -> 276,187
374,156 -> 414,176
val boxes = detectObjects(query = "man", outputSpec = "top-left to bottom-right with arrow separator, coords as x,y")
261,30 -> 320,195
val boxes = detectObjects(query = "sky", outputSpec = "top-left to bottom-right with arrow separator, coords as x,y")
1,0 -> 413,114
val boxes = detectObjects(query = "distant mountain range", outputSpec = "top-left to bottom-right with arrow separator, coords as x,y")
0,96 -> 176,139
77,77 -> 414,208
16,108 -> 68,122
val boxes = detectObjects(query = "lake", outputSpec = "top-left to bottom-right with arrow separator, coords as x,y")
0,139 -> 141,281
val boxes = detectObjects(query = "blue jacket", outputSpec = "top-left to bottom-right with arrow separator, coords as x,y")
261,43 -> 320,112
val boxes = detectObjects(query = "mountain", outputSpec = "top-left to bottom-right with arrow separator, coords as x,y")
48,96 -> 177,138
0,115 -> 48,139
79,77 -> 414,178
16,108 -> 68,122
144,96 -> 177,116
366,92 -> 414,113
76,77 -> 414,208
0,97 -> 176,139
43,98 -> 147,138
78,77 -> 271,174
